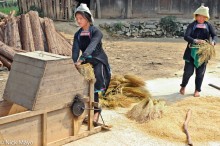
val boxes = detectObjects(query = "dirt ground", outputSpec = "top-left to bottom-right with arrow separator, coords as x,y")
0,21 -> 220,145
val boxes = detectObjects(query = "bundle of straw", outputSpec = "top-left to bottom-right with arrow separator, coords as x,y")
78,63 -> 95,81
197,41 -> 215,65
127,98 -> 166,123
101,74 -> 149,108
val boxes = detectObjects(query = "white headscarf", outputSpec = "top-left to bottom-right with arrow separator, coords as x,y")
75,3 -> 94,23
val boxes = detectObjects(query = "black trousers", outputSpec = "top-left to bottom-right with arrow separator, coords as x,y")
181,60 -> 207,92
85,58 -> 111,114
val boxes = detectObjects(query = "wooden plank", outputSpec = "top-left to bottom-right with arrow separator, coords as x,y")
39,74 -> 84,89
47,108 -> 73,143
13,53 -> 47,68
35,89 -> 88,110
0,115 -> 42,146
42,113 -> 47,146
11,61 -> 45,78
42,68 -> 79,80
0,106 -> 63,125
3,69 -> 42,109
47,126 -> 102,146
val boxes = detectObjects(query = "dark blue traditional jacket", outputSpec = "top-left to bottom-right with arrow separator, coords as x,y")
183,21 -> 217,62
72,26 -> 109,67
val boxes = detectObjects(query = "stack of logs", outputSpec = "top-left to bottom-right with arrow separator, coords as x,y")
0,11 -> 72,70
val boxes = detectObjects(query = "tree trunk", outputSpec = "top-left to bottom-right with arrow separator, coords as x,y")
28,11 -> 44,51
0,55 -> 12,70
39,18 -> 49,52
0,27 -> 4,42
44,18 -> 60,54
20,14 -> 35,52
6,17 -> 22,49
0,41 -> 16,60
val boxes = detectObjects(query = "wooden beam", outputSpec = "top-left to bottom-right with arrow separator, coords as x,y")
88,79 -> 94,130
42,113 -> 47,146
73,116 -> 79,136
0,106 -> 65,125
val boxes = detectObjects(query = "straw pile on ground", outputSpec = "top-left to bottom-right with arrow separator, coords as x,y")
100,74 -> 151,109
138,96 -> 220,143
197,41 -> 216,65
100,74 -> 166,122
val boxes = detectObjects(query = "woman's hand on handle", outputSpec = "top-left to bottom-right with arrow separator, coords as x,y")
75,60 -> 83,69
194,39 -> 206,44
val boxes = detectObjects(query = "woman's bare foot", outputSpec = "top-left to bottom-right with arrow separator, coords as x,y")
194,90 -> 200,97
180,87 -> 185,95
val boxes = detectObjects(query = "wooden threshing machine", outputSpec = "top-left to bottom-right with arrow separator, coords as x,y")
0,51 -> 102,146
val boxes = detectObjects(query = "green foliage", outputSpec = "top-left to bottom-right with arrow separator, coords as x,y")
114,22 -> 123,31
0,6 -> 18,14
159,16 -> 178,36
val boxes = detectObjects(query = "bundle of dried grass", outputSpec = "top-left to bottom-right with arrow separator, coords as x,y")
122,87 -> 151,99
78,63 -> 95,81
124,74 -> 146,87
100,94 -> 136,109
127,98 -> 165,123
197,41 -> 215,65
101,74 -> 150,109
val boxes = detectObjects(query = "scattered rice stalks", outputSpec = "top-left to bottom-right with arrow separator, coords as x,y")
101,74 -> 151,109
124,74 -> 146,87
197,41 -> 215,65
127,98 -> 166,123
122,87 -> 151,99
100,94 -> 136,109
78,63 -> 95,81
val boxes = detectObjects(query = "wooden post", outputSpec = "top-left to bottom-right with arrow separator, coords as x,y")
67,0 -> 72,20
88,79 -> 94,130
55,0 -> 60,19
42,0 -> 47,16
96,0 -> 101,19
42,113 -> 47,146
72,116 -> 79,136
126,0 -> 132,18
